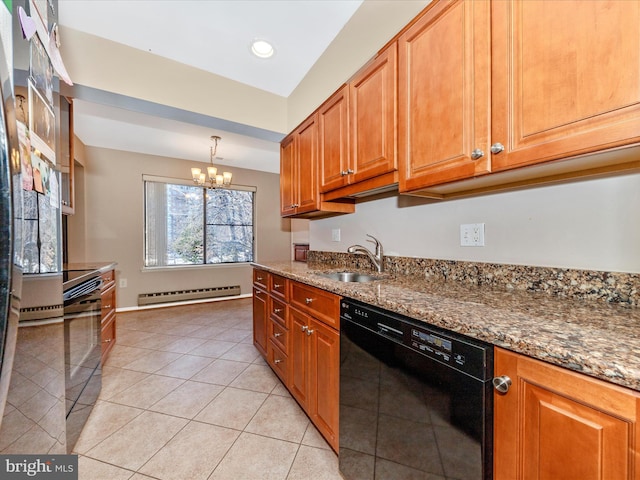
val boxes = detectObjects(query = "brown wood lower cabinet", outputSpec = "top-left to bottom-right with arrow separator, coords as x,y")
308,317 -> 339,450
284,308 -> 340,452
252,286 -> 268,357
100,269 -> 117,363
253,269 -> 340,452
494,347 -> 640,480
289,308 -> 311,411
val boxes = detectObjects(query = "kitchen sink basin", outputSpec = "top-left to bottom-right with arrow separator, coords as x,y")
318,271 -> 381,283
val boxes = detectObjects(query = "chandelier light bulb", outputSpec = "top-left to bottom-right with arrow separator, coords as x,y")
190,135 -> 231,188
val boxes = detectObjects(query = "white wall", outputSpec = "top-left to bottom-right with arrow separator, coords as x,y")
310,173 -> 640,274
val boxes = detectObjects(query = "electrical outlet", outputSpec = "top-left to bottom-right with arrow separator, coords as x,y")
460,223 -> 485,247
332,228 -> 341,242
119,278 -> 128,288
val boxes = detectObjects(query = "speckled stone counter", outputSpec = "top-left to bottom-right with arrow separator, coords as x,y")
64,261 -> 117,274
251,259 -> 640,392
63,261 -> 118,290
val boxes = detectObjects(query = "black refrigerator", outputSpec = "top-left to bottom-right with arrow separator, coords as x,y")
0,3 -> 24,426
0,0 -> 67,455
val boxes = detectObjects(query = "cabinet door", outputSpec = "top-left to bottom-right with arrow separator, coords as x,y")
280,134 -> 296,216
494,348 -> 640,480
59,96 -> 75,215
295,114 -> 320,214
289,309 -> 311,411
252,287 -> 268,357
310,318 -> 339,452
350,44 -> 397,184
398,0 -> 491,192
491,0 -> 640,172
319,86 -> 350,192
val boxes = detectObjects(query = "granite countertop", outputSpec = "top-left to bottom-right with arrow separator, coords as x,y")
252,260 -> 640,391
63,262 -> 117,291
63,262 -> 117,273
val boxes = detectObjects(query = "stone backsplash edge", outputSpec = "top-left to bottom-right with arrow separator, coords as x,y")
307,251 -> 639,306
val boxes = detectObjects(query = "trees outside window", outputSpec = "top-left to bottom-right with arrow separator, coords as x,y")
144,179 -> 255,267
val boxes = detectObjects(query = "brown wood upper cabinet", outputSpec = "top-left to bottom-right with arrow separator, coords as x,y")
398,0 -> 491,192
494,347 -> 640,479
491,0 -> 640,171
59,96 -> 75,215
399,0 -> 640,195
280,114 -> 319,216
281,113 -> 355,218
320,45 -> 398,199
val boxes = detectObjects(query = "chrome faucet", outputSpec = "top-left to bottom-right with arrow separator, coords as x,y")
347,234 -> 384,273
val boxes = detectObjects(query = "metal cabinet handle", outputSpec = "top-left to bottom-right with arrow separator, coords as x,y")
102,304 -> 112,310
306,329 -> 314,336
341,171 -> 348,176
256,276 -> 263,281
103,339 -> 112,343
490,142 -> 505,154
274,332 -> 283,337
301,325 -> 308,332
346,168 -> 354,174
471,149 -> 484,160
274,359 -> 282,364
274,308 -> 283,314
274,283 -> 282,288
305,297 -> 313,304
492,375 -> 512,394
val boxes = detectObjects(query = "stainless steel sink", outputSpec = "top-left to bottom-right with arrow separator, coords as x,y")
318,271 -> 380,283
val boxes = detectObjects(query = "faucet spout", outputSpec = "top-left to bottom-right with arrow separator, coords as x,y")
347,234 -> 384,272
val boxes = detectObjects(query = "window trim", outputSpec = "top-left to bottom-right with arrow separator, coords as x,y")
142,175 -> 257,270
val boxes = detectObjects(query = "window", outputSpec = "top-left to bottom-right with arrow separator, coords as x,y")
144,177 -> 255,267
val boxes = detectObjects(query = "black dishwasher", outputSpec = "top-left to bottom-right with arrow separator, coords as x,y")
339,298 -> 493,480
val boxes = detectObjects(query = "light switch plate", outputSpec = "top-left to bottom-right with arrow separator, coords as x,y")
460,223 -> 485,247
331,228 -> 341,242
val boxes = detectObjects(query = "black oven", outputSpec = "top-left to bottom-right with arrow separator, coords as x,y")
63,273 -> 103,452
339,298 -> 493,480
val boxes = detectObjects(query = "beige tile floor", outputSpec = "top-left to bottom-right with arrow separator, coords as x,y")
74,298 -> 343,480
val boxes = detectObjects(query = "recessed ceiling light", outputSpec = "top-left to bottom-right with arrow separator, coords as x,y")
251,39 -> 275,59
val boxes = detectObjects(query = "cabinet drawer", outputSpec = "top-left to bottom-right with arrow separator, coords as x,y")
253,269 -> 270,291
270,274 -> 288,301
101,283 -> 116,319
270,298 -> 287,327
101,311 -> 116,361
100,269 -> 115,288
267,340 -> 288,384
269,319 -> 288,353
290,282 -> 340,329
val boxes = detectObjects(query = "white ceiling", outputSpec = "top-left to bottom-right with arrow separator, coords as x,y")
57,0 -> 365,174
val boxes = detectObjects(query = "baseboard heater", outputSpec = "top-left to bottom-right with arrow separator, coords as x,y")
138,285 -> 241,306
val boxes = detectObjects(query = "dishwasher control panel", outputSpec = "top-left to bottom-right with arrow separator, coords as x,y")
410,328 -> 453,360
341,299 -> 491,380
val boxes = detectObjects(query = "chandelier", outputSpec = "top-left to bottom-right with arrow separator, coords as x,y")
191,135 -> 232,188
